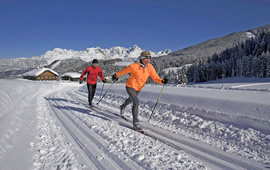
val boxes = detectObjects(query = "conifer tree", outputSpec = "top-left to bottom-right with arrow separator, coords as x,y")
266,55 -> 270,77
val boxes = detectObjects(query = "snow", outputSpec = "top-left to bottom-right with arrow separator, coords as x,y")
23,68 -> 58,76
163,64 -> 192,73
246,31 -> 256,39
163,67 -> 181,74
114,61 -> 134,66
0,78 -> 269,169
50,60 -> 62,69
60,72 -> 81,78
40,45 -> 172,65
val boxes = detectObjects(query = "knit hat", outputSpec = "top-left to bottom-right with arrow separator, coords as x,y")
92,59 -> 98,64
139,51 -> 151,60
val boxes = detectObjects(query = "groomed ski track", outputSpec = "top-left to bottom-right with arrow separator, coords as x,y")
45,85 -> 267,170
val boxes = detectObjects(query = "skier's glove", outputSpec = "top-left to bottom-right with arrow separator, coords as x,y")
79,79 -> 83,84
102,79 -> 107,83
112,74 -> 118,81
162,78 -> 168,84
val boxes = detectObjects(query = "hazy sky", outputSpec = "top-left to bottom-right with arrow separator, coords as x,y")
1,0 -> 270,59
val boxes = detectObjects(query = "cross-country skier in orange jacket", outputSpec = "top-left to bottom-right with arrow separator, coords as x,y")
112,51 -> 168,132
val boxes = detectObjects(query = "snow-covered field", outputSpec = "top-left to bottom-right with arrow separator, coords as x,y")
0,78 -> 270,169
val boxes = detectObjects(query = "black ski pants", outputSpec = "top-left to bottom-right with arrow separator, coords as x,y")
120,86 -> 140,124
87,83 -> 97,105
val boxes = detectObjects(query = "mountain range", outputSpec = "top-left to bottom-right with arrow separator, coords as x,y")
0,45 -> 171,78
38,45 -> 172,64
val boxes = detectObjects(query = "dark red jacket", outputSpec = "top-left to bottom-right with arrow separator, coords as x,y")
80,66 -> 104,85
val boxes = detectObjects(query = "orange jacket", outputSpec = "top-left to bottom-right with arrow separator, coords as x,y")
116,62 -> 162,91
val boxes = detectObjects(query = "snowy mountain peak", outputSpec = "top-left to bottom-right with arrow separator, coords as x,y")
131,44 -> 140,49
40,45 -> 171,65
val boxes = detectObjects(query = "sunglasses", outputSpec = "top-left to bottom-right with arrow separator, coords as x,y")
143,55 -> 151,59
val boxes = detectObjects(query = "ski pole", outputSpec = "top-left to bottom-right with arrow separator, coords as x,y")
148,84 -> 165,122
98,82 -> 105,101
96,80 -> 116,105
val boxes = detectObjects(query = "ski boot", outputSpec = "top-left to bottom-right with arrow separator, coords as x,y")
133,123 -> 143,133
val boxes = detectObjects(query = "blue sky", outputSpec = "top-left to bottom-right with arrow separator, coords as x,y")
0,0 -> 270,59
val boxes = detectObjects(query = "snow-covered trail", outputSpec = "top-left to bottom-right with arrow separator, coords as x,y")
45,85 -> 207,169
46,93 -> 142,169
45,83 -> 267,169
0,79 -> 269,169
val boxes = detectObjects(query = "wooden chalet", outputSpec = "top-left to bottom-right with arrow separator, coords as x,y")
23,68 -> 58,81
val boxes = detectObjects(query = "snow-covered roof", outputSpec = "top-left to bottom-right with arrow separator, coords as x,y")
60,72 -> 81,78
23,68 -> 58,76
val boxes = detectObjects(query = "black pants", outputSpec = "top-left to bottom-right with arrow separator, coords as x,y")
87,83 -> 97,105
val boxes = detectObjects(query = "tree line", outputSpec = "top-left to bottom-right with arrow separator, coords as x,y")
186,32 -> 270,83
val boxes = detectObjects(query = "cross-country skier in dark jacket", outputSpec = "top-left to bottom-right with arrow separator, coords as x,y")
112,51 -> 168,132
80,59 -> 106,108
